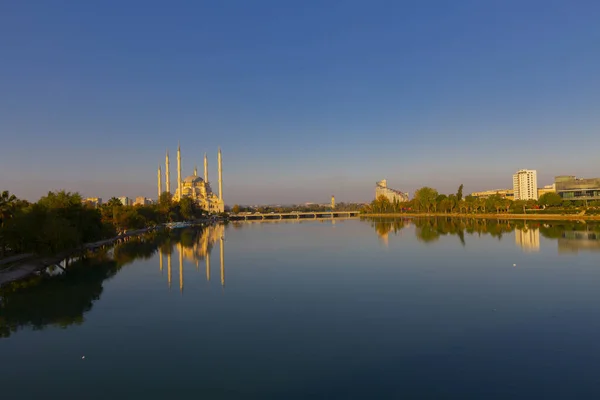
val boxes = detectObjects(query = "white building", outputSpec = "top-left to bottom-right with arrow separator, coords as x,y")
375,179 -> 409,203
513,169 -> 538,200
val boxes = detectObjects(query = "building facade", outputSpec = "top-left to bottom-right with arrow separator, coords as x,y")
134,197 -> 152,206
554,176 -> 600,201
83,197 -> 102,207
118,196 -> 130,206
537,184 -> 556,198
375,179 -> 409,203
513,170 -> 538,200
159,145 -> 225,213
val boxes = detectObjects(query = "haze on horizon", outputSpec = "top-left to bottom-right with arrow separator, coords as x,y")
1,1 -> 599,205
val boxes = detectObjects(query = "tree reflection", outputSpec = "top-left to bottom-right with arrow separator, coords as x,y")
368,217 -> 600,248
0,226 -> 219,338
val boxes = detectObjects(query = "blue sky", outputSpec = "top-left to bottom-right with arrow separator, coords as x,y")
1,0 -> 599,204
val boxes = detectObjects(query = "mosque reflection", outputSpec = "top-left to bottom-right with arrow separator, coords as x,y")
158,224 -> 225,292
0,224 -> 226,338
369,217 -> 600,254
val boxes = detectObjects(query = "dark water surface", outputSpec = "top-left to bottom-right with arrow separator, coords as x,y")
2,218 -> 600,399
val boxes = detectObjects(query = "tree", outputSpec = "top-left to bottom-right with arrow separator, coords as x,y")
232,204 -> 241,214
0,190 -> 18,227
179,197 -> 195,221
447,194 -> 458,213
456,184 -> 464,202
414,187 -> 439,213
465,195 -> 476,213
538,192 -> 562,208
435,194 -> 447,213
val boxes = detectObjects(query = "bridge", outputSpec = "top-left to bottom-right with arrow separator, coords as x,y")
229,211 -> 360,221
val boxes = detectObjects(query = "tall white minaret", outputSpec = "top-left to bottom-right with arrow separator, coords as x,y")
177,143 -> 182,201
194,165 -> 198,177
157,165 -> 162,200
165,150 -> 171,194
204,152 -> 208,182
218,147 -> 223,203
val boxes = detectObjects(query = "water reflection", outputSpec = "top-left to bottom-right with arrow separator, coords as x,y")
369,217 -> 600,254
0,224 -> 225,338
157,224 -> 225,292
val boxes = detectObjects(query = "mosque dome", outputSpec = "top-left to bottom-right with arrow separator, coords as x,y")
183,175 -> 203,184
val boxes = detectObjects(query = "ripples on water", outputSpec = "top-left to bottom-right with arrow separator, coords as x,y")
1,218 -> 600,399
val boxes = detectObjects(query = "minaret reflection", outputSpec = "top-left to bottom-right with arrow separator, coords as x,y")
220,234 -> 225,287
159,248 -> 163,273
167,252 -> 172,289
173,224 -> 225,290
179,242 -> 184,293
206,251 -> 211,281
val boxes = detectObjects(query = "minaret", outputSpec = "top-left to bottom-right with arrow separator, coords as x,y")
220,234 -> 225,287
165,150 -> 171,194
218,147 -> 223,203
331,195 -> 335,210
194,165 -> 198,177
158,166 -> 162,200
203,152 -> 208,183
177,143 -> 182,201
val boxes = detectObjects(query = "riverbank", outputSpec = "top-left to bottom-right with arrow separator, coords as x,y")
0,227 -> 158,287
363,213 -> 600,221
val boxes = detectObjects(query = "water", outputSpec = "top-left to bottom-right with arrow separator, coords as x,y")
2,218 -> 600,399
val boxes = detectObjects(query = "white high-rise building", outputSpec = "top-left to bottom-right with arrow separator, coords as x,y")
513,169 -> 538,200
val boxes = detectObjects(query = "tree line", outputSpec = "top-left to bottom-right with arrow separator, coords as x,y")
366,184 -> 600,215
0,190 -> 207,257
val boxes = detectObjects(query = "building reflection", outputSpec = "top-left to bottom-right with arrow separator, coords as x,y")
371,218 -> 409,247
158,224 -> 226,292
515,227 -> 540,252
558,230 -> 600,254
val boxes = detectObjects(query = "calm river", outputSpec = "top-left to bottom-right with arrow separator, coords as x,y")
2,218 -> 600,399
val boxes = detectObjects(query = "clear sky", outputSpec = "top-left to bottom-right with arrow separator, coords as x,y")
1,1 -> 599,204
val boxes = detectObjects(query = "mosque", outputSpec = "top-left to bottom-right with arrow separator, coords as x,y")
157,144 -> 225,213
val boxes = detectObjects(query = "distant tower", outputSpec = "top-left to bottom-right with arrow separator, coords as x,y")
331,195 -> 335,210
177,143 -> 182,201
194,165 -> 198,177
158,165 -> 162,200
218,147 -> 223,202
165,150 -> 171,194
204,152 -> 208,183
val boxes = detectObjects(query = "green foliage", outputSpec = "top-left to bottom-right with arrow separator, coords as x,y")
538,192 -> 563,207
456,184 -> 464,202
414,187 -> 439,213
0,190 -> 210,258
